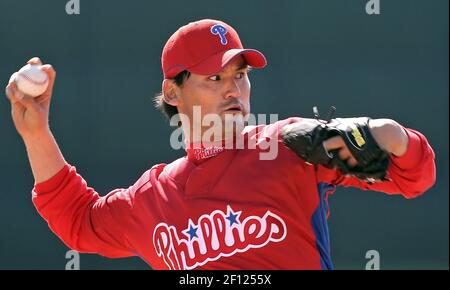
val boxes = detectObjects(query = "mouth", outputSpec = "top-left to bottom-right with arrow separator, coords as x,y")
223,105 -> 243,113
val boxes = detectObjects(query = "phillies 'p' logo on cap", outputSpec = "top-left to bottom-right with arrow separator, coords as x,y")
210,24 -> 228,45
162,19 -> 267,79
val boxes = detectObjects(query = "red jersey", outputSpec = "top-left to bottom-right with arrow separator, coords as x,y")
32,118 -> 436,269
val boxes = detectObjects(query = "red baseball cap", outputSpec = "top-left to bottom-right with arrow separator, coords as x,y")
162,19 -> 267,79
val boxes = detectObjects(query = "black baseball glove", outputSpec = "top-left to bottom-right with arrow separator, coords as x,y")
281,107 -> 390,183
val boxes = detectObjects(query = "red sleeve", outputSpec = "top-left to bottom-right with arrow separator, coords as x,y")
316,127 -> 436,199
32,164 -> 147,258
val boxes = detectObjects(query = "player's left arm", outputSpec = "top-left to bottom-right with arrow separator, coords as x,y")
323,119 -> 409,167
318,118 -> 436,198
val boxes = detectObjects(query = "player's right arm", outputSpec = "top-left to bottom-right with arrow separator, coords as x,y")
5,57 -> 139,258
5,57 -> 65,184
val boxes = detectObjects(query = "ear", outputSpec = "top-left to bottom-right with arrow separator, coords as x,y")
162,79 -> 180,106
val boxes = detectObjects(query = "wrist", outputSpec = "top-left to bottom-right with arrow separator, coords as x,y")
21,127 -> 52,144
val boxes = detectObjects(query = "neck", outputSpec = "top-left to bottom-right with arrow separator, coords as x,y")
184,130 -> 245,164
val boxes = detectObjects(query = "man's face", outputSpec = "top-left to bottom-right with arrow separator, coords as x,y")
168,56 -> 251,142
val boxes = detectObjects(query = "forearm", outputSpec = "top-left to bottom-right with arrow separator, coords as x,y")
22,129 -> 66,184
369,118 -> 409,157
318,127 -> 435,198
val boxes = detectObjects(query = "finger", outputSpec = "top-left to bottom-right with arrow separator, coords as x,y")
347,157 -> 358,167
338,148 -> 351,160
323,136 -> 346,151
337,147 -> 359,167
39,64 -> 56,96
5,85 -> 24,104
6,79 -> 17,95
27,57 -> 43,66
35,93 -> 51,104
5,85 -> 14,102
6,83 -> 39,112
40,64 -> 55,80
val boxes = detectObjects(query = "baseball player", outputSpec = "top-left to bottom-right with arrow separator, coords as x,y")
5,19 -> 436,270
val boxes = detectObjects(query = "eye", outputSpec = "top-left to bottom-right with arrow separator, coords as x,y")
236,72 -> 245,79
208,75 -> 221,81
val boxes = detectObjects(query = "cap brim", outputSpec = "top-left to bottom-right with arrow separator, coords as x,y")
187,48 -> 267,76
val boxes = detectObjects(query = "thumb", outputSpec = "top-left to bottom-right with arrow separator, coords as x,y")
5,78 -> 24,105
7,83 -> 41,113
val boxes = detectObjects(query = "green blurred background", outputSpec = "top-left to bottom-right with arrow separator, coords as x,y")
0,0 -> 448,269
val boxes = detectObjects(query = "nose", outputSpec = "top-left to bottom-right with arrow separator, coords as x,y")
224,79 -> 241,100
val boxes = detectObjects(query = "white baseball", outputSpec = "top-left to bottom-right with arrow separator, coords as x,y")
15,64 -> 49,97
